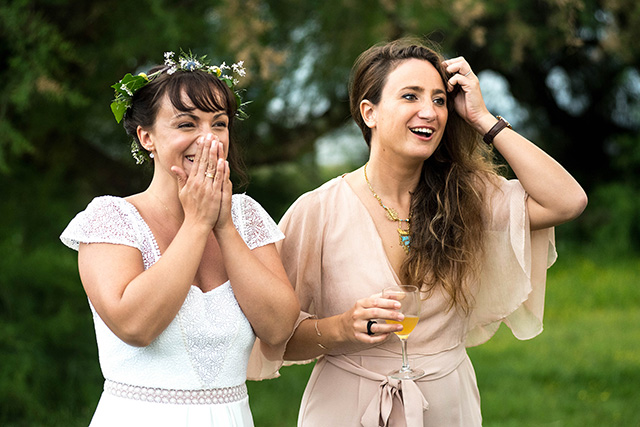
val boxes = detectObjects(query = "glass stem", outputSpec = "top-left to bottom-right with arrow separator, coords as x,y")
400,338 -> 411,372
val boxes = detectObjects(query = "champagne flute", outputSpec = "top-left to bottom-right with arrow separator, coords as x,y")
383,285 -> 425,380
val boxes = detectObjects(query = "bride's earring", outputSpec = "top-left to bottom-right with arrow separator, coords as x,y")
149,152 -> 155,159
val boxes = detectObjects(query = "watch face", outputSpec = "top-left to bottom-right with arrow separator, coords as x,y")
497,116 -> 512,129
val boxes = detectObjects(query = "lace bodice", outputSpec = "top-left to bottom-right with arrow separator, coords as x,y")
60,194 -> 284,389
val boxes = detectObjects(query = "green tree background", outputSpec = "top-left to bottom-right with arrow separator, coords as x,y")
1,0 -> 639,425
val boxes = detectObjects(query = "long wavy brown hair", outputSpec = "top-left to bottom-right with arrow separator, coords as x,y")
349,37 -> 501,313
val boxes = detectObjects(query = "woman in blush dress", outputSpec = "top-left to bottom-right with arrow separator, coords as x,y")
277,38 -> 587,426
60,50 -> 299,427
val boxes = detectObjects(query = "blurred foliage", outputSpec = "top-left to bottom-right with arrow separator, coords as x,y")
3,0 -> 640,187
2,0 -> 640,425
0,167 -> 101,425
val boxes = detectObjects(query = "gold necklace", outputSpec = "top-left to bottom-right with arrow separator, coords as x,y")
363,162 -> 412,254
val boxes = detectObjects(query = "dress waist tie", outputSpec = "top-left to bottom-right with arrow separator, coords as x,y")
324,343 -> 467,427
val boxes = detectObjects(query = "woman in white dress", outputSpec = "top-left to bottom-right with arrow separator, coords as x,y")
60,51 -> 299,426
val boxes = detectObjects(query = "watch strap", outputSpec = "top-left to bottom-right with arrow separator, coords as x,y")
483,116 -> 512,145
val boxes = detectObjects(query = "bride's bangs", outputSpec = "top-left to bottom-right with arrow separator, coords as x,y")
166,72 -> 234,117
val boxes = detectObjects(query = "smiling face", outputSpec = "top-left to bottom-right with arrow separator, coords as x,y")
139,90 -> 230,177
362,58 -> 448,163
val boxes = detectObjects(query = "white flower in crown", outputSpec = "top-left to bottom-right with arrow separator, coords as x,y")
120,83 -> 133,96
232,61 -> 246,77
164,51 -> 176,67
111,49 -> 250,128
179,56 -> 202,71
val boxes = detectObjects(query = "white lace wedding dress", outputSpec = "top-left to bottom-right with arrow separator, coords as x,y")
60,194 -> 284,426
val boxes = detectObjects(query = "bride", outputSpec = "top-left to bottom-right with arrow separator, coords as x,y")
60,51 -> 299,426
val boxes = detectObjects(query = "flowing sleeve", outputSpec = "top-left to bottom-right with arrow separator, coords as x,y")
465,178 -> 557,347
247,190 -> 322,380
59,196 -> 143,252
248,187 -> 326,379
276,190 -> 322,365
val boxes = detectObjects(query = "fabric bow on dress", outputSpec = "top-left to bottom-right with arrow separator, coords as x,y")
326,355 -> 429,427
361,376 -> 429,427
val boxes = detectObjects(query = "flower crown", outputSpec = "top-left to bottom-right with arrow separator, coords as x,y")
110,50 -> 249,124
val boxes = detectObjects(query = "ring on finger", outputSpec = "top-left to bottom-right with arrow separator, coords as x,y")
366,320 -> 377,336
205,172 -> 215,179
464,70 -> 473,77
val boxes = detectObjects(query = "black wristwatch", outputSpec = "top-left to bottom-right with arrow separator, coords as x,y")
482,116 -> 512,145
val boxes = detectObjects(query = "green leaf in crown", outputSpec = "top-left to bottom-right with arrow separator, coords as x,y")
109,50 -> 248,124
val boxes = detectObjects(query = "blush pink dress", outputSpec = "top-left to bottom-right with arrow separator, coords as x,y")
276,175 -> 556,427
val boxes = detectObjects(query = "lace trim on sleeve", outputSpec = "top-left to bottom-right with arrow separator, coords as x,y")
60,196 -> 144,252
231,194 -> 284,250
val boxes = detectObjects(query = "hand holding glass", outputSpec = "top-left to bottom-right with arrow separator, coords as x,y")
383,285 -> 425,380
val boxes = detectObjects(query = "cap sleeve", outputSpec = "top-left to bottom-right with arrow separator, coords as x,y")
231,194 -> 284,250
59,196 -> 144,252
466,178 -> 557,347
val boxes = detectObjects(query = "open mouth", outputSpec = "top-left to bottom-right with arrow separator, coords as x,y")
186,155 -> 195,163
410,127 -> 434,138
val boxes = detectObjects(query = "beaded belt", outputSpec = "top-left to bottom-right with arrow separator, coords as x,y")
104,379 -> 247,405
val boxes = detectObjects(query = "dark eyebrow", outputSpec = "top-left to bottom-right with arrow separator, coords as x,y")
211,112 -> 229,120
401,85 -> 424,93
173,112 -> 198,120
400,86 -> 447,97
172,111 -> 228,121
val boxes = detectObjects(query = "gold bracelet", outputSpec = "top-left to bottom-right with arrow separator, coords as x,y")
315,319 -> 327,350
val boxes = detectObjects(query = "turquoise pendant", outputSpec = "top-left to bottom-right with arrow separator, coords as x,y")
398,228 -> 411,254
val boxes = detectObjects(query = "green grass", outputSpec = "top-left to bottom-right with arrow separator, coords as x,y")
468,252 -> 640,426
247,252 -> 640,426
2,238 -> 638,426
247,364 -> 314,426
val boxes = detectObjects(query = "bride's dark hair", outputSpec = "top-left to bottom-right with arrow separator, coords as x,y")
123,67 -> 247,188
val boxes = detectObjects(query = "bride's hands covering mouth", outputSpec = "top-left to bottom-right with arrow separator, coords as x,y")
171,133 -> 226,230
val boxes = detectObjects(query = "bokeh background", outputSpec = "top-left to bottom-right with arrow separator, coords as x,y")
1,0 -> 639,425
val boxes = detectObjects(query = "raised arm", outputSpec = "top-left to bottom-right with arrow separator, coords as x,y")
444,57 -> 588,229
475,115 -> 587,229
